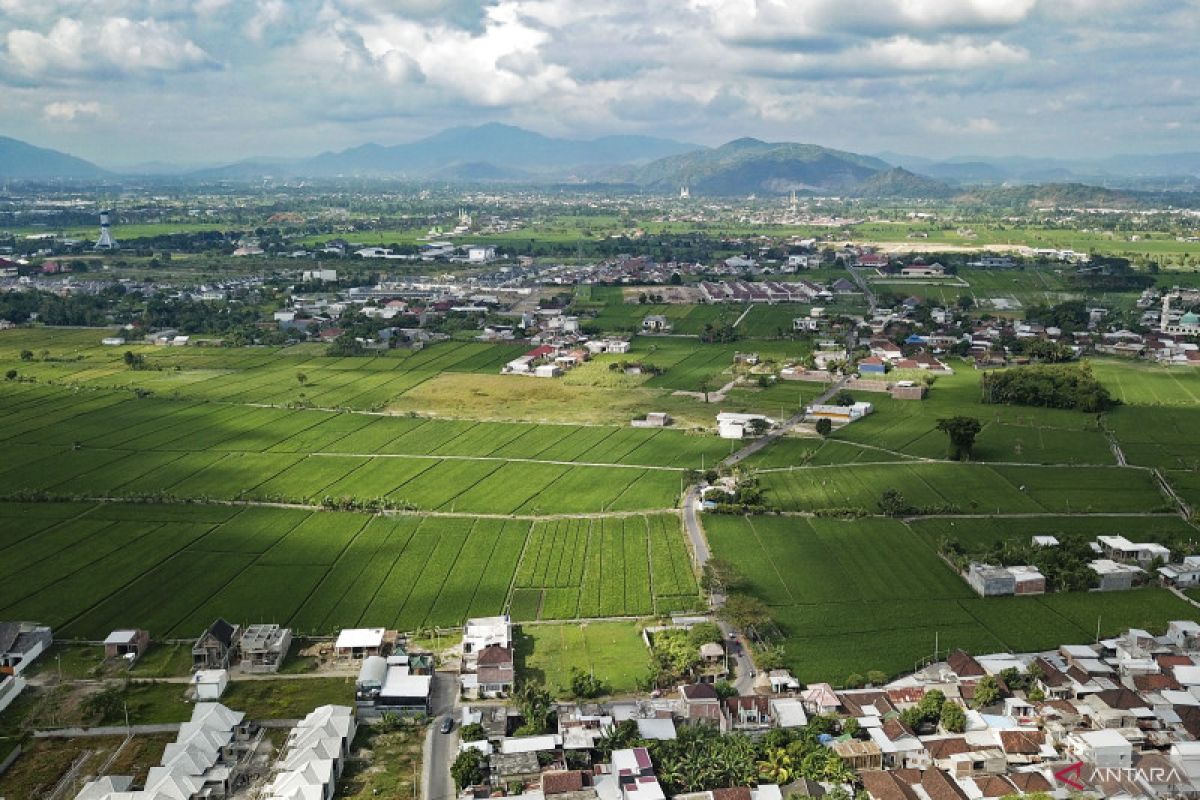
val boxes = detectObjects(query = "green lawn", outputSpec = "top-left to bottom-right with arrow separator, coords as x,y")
515,622 -> 652,697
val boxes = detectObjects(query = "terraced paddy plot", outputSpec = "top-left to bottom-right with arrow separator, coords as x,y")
0,502 -> 700,638
758,462 -> 1167,514
705,515 -> 1200,683
511,514 -> 698,620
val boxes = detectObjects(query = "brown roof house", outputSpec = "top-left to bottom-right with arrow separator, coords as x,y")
679,684 -> 722,726
476,644 -> 515,697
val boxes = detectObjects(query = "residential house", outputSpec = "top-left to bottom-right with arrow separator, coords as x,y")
1090,559 -> 1144,591
1095,535 -> 1171,566
641,315 -> 671,332
1159,556 -> 1200,588
477,644 -> 515,697
77,702 -> 259,800
679,683 -> 723,726
858,356 -> 888,375
800,682 -> 841,716
833,739 -> 884,771
0,622 -> 51,677
239,624 -> 291,673
378,659 -> 433,714
462,616 -> 512,670
192,618 -> 242,670
1067,728 -> 1134,769
334,628 -> 390,661
722,696 -> 773,733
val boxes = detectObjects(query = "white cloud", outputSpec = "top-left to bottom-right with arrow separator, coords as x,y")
5,17 -> 217,79
42,99 -> 103,122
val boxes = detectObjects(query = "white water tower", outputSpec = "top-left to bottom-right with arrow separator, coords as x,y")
94,209 -> 117,250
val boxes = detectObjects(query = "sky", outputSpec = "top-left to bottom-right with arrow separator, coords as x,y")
1,0 -> 1198,167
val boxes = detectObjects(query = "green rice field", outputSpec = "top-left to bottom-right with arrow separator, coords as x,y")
0,502 -> 699,638
706,514 -> 1200,683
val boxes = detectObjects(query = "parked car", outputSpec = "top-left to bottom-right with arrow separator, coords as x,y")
440,717 -> 454,734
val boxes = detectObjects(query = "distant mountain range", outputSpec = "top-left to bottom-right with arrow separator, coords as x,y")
0,136 -> 109,180
3,124 -> 1200,203
187,123 -> 698,181
877,151 -> 1200,188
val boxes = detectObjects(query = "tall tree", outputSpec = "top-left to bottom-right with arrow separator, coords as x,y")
936,416 -> 983,461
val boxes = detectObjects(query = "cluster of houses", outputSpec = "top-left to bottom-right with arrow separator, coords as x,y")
843,622 -> 1200,799
262,705 -> 357,800
76,702 -> 265,800
698,280 -> 831,304
449,621 -> 1200,800
456,686 -> 813,800
964,535 -> 1188,597
501,332 -> 632,378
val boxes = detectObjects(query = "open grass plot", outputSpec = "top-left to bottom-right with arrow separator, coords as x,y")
758,462 -> 1165,514
0,328 -> 528,411
515,622 -> 652,696
705,514 -> 1200,683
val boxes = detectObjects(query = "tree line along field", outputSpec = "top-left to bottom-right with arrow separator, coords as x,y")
705,515 -> 1200,683
0,501 -> 700,638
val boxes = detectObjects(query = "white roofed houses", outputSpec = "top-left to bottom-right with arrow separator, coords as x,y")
76,702 -> 258,800
716,412 -> 775,440
1095,535 -> 1170,566
263,705 -> 357,800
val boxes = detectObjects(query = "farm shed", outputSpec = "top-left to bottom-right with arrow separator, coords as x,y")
193,668 -> 229,700
103,629 -> 149,661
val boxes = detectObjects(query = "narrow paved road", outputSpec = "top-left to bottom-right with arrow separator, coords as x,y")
721,376 -> 848,469
422,670 -> 461,800
680,376 -> 850,692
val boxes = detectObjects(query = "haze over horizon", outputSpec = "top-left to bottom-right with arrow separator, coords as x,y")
1,0 -> 1197,167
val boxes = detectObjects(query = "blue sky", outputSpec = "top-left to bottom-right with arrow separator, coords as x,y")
1,0 -> 1197,166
